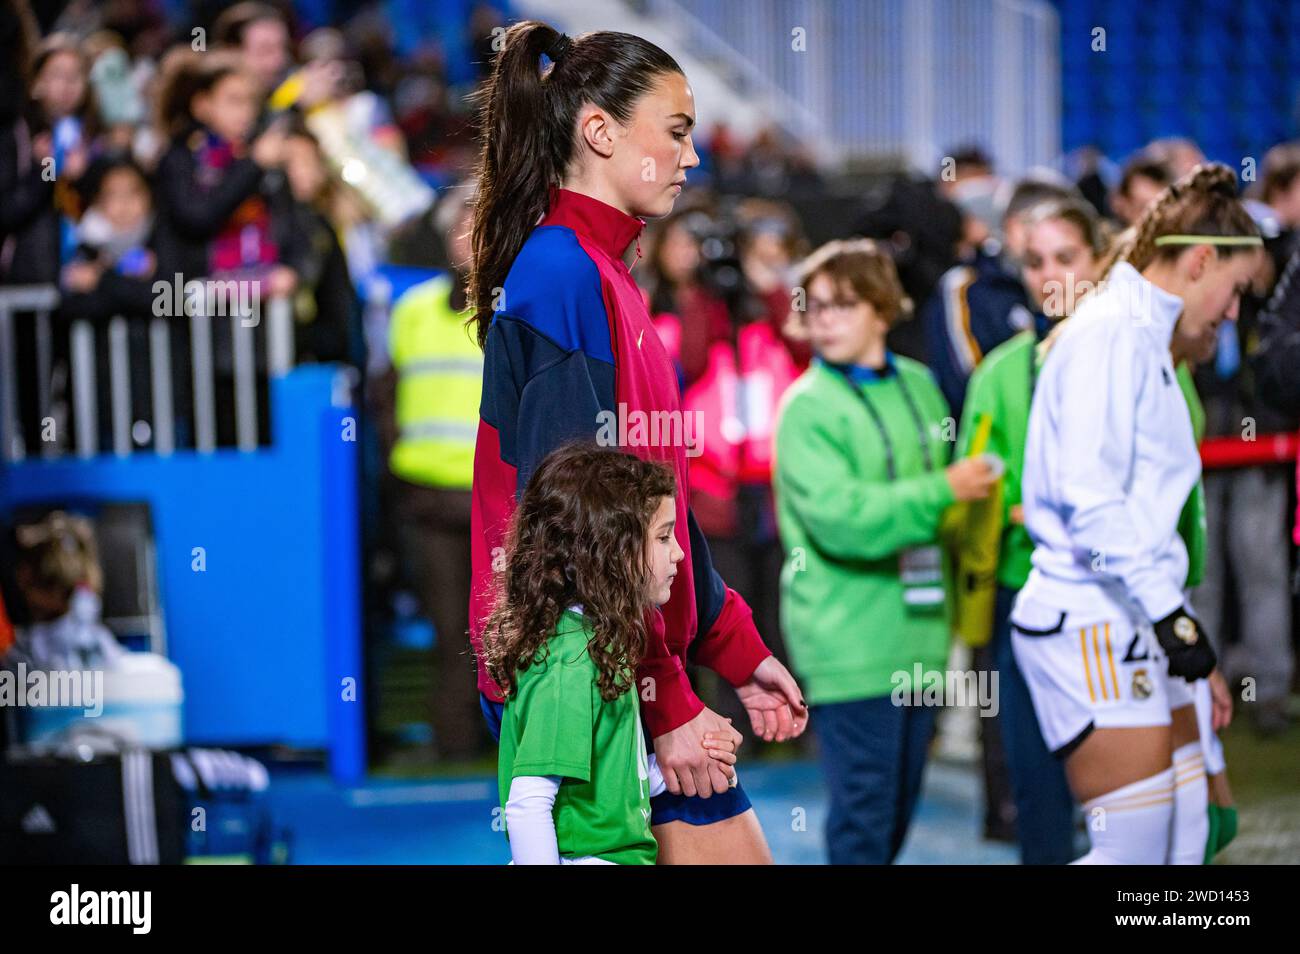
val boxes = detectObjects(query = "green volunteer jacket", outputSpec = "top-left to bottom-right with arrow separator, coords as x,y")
774,355 -> 956,705
956,329 -> 1206,593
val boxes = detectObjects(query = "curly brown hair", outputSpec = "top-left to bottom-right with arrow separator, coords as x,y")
481,443 -> 677,701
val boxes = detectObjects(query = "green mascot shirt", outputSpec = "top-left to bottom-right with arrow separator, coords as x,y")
497,609 -> 656,865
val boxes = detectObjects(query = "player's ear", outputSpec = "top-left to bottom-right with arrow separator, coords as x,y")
1185,244 -> 1213,282
578,106 -> 617,160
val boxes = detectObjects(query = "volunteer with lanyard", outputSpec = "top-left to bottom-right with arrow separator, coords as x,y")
774,238 -> 995,864
1010,164 -> 1261,864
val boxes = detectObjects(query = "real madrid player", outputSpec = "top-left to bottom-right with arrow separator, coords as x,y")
1010,164 -> 1262,864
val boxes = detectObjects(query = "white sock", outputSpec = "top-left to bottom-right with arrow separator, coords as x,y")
1169,741 -> 1209,865
1071,768 -> 1175,864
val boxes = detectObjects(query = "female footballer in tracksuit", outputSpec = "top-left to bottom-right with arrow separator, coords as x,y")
1010,164 -> 1261,864
464,20 -> 807,864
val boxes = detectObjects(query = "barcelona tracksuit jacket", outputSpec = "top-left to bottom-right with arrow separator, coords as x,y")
469,187 -> 771,737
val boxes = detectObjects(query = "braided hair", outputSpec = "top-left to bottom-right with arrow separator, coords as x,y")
1040,163 -> 1260,359
1098,162 -> 1259,278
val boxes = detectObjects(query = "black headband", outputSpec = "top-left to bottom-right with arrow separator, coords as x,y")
547,32 -> 572,64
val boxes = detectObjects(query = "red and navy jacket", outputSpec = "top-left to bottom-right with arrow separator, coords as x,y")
469,187 -> 771,737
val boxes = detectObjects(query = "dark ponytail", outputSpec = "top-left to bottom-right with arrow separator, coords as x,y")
466,20 -> 683,348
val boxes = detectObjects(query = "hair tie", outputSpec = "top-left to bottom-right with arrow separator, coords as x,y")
547,32 -> 572,64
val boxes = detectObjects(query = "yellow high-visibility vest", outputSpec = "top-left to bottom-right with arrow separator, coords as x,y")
388,275 -> 482,490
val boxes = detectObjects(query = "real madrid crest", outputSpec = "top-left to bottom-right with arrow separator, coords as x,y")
1173,615 -> 1197,645
1132,667 -> 1153,700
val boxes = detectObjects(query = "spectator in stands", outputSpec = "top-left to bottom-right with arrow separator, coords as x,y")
20,32 -> 99,278
1109,155 -> 1173,227
60,153 -> 166,451
1257,142 -> 1300,245
280,121 -> 358,367
717,123 -> 822,197
920,177 -> 1076,416
1193,184 -> 1297,738
153,49 -> 297,302
153,48 -> 300,446
0,0 -> 46,283
2,22 -> 93,454
677,199 -> 808,735
940,147 -> 1003,266
61,153 -> 157,321
737,197 -> 812,369
1255,243 -> 1300,416
1145,136 -> 1205,180
643,203 -> 724,387
851,173 -> 963,362
212,1 -> 293,99
936,145 -> 996,201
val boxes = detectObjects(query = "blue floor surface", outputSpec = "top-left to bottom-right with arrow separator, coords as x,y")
266,758 -> 1018,865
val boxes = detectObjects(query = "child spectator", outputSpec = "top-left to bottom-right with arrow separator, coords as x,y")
153,48 -> 300,446
280,122 -> 357,367
27,32 -> 98,269
61,154 -> 158,320
774,238 -> 995,864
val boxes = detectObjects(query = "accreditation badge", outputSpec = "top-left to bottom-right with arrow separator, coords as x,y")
900,544 -> 945,615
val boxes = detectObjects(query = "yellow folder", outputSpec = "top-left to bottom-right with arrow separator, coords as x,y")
950,413 -> 1004,648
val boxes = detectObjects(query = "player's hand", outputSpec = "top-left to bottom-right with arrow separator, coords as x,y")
735,656 -> 808,743
653,707 -> 741,798
1208,668 -> 1233,731
1153,605 -> 1217,681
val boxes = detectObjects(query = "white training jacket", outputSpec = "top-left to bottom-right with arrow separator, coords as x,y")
1019,261 -> 1200,623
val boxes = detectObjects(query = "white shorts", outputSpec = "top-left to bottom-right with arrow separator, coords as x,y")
1010,591 -> 1186,756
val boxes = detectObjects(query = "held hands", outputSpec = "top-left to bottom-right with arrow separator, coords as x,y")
703,725 -> 739,788
653,707 -> 742,798
946,457 -> 997,502
1153,605 -> 1217,681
